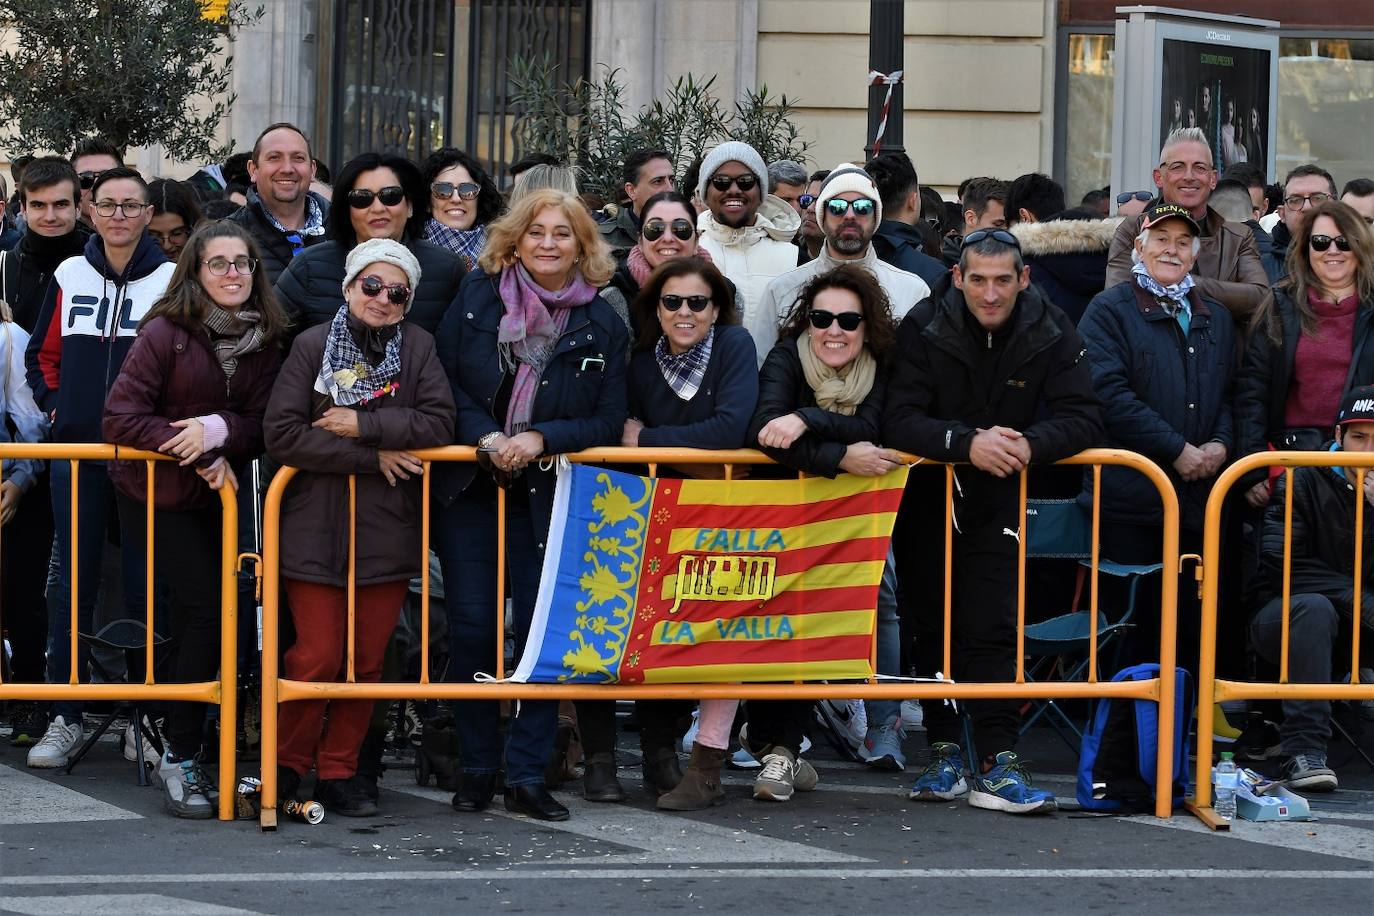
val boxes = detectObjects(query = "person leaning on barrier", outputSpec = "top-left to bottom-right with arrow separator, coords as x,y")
433,189 -> 628,823
737,265 -> 905,803
1078,202 -> 1236,676
1250,385 -> 1374,793
263,238 -> 456,818
882,228 -> 1102,815
1235,200 -> 1374,510
103,221 -> 287,819
571,257 -> 758,809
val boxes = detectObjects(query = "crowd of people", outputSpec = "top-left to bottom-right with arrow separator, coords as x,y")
0,119 -> 1372,825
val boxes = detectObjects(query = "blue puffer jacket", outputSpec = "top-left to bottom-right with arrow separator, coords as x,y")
432,268 -> 629,542
1077,278 -> 1237,530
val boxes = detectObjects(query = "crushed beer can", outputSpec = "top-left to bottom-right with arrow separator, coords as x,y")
283,798 -> 325,825
235,776 -> 263,820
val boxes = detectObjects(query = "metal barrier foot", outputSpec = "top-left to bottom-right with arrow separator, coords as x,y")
260,807 -> 278,832
1185,799 -> 1230,831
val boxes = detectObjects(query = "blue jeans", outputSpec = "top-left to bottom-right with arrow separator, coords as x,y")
47,460 -> 146,722
435,480 -> 556,787
865,547 -> 901,727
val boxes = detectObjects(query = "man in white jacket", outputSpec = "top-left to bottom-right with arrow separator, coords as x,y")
695,142 -> 801,361
753,164 -> 929,365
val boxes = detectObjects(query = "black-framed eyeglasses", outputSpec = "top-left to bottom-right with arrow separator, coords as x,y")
708,173 -> 758,193
1285,192 -> 1331,210
346,186 -> 407,209
203,256 -> 258,276
962,228 -> 1021,250
93,200 -> 150,218
359,274 -> 412,305
1116,190 -> 1153,205
78,170 -> 107,190
808,309 -> 864,332
641,218 -> 694,242
798,194 -> 817,209
431,181 -> 480,201
659,294 -> 712,313
824,198 -> 876,218
149,226 -> 191,244
1310,234 -> 1352,253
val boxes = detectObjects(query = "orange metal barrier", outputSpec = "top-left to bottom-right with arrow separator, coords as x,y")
1192,450 -> 1374,830
0,444 -> 241,821
258,446 -> 1180,828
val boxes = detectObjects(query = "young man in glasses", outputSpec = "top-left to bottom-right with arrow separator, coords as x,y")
23,167 -> 173,769
69,136 -> 122,230
1264,164 -> 1340,284
695,142 -> 801,360
229,122 -> 330,285
598,148 -> 674,257
884,229 -> 1102,814
755,164 -> 929,365
1106,127 -> 1269,322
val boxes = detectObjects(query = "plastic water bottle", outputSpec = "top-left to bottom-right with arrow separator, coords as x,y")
1213,751 -> 1239,821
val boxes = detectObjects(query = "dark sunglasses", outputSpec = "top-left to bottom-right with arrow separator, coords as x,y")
824,198 -> 877,218
808,309 -> 864,332
962,228 -> 1021,250
709,173 -> 759,193
641,218 -> 695,242
78,170 -> 107,190
358,274 -> 412,305
798,194 -> 817,209
660,294 -> 712,313
346,186 -> 407,209
431,181 -> 480,200
1310,234 -> 1352,253
1116,190 -> 1154,205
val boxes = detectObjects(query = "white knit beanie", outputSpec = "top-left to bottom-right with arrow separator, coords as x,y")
696,141 -> 769,201
342,238 -> 423,312
815,163 -> 883,224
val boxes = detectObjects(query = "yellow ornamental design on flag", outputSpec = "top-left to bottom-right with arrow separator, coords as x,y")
561,472 -> 651,682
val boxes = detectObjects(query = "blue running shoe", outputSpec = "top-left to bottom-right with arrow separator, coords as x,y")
908,742 -> 968,801
862,717 -> 906,771
969,751 -> 1057,814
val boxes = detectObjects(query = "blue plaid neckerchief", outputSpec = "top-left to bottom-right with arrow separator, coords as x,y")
654,325 -> 715,402
424,219 -> 487,270
1133,261 -> 1195,336
264,193 -> 326,238
315,305 -> 403,407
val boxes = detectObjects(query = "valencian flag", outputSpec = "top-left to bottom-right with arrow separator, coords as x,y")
511,463 -> 909,684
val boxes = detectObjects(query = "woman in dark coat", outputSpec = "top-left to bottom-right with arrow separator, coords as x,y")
434,189 -> 628,822
264,238 -> 455,818
274,152 -> 466,337
103,221 -> 286,818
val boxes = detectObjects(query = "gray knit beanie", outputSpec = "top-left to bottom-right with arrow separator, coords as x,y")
696,141 -> 769,201
342,238 -> 422,313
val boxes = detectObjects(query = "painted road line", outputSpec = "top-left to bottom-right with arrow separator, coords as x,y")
0,868 -> 1368,886
0,763 -> 142,826
1133,815 -> 1374,864
0,895 -> 264,916
388,783 -> 870,863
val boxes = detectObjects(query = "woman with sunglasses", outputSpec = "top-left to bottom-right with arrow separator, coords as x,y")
420,147 -> 503,270
434,189 -> 626,822
263,238 -> 455,817
1237,200 -> 1374,507
102,221 -> 286,818
147,179 -> 202,263
604,191 -> 731,334
274,152 -> 466,339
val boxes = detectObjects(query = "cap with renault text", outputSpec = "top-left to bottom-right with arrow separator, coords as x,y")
1337,385 -> 1374,425
1140,202 -> 1201,235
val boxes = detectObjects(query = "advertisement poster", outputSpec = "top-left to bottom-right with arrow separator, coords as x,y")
1159,38 -> 1271,171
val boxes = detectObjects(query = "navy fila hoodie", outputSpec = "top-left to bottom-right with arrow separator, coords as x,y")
25,232 -> 173,443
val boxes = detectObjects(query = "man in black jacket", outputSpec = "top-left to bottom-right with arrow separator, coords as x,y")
229,122 -> 330,284
1,158 -> 90,333
1250,386 -> 1374,793
885,230 -> 1102,814
865,152 -> 947,288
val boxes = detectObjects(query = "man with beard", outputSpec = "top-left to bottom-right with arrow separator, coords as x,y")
754,164 -> 929,364
695,142 -> 802,360
228,122 -> 331,284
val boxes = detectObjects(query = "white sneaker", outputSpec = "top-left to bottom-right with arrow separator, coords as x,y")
157,753 -> 215,819
901,700 -> 925,731
816,699 -> 866,752
123,719 -> 160,765
26,715 -> 83,768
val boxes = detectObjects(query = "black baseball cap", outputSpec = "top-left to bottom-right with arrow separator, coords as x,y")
1140,202 -> 1201,235
1337,385 -> 1374,426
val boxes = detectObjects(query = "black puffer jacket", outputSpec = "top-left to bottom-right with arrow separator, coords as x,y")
274,238 -> 466,340
1013,215 -> 1119,326
1259,459 -> 1374,639
227,188 -> 331,285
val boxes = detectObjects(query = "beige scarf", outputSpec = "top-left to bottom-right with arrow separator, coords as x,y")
797,336 -> 876,416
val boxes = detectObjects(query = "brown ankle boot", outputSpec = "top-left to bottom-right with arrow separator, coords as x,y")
656,743 -> 727,811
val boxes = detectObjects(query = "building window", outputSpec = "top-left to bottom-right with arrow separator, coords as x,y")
1063,33 -> 1116,206
1276,37 -> 1374,185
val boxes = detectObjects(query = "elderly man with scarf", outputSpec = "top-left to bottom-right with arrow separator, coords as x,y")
1078,202 -> 1237,674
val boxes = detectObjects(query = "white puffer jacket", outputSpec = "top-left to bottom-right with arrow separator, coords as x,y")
696,196 -> 802,360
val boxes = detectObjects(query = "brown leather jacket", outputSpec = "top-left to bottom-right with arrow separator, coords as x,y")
1105,204 -> 1270,321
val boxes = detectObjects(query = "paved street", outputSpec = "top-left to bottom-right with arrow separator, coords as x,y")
2,713 -> 1371,915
